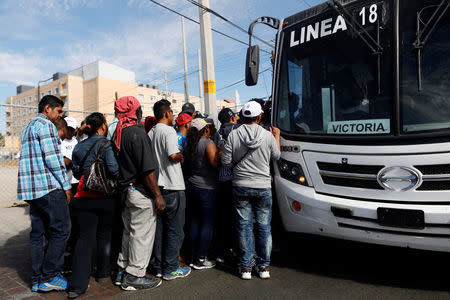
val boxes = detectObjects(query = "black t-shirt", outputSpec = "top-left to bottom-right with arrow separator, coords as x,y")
118,126 -> 156,197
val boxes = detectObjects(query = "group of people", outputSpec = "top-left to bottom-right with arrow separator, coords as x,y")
17,94 -> 281,298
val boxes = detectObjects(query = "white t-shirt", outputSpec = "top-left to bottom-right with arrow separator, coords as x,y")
148,123 -> 185,191
61,137 -> 79,184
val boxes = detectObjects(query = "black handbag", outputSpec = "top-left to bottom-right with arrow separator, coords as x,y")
82,139 -> 118,196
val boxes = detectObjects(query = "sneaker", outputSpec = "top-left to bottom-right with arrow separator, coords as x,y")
162,266 -> 191,281
192,258 -> 216,270
216,257 -> 225,264
31,283 -> 39,292
240,267 -> 252,280
114,268 -> 124,286
121,273 -> 162,291
257,266 -> 270,279
39,274 -> 68,292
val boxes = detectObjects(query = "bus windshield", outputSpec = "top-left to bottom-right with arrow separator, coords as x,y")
400,0 -> 450,134
276,1 -> 393,136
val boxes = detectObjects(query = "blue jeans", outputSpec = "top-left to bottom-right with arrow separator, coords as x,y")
189,186 -> 216,258
233,187 -> 272,269
27,189 -> 71,284
153,190 -> 186,274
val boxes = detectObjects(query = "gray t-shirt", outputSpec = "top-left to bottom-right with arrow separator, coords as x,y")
188,137 -> 218,190
148,123 -> 185,191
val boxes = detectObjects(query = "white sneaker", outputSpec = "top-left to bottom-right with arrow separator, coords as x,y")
240,267 -> 252,280
258,266 -> 270,279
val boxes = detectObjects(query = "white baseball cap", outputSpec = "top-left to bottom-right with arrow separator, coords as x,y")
190,118 -> 208,131
241,101 -> 263,118
64,117 -> 79,129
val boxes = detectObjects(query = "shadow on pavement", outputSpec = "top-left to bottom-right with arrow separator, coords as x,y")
0,206 -> 32,286
271,232 -> 450,292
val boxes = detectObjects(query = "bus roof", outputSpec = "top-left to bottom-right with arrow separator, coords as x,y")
284,0 -> 360,27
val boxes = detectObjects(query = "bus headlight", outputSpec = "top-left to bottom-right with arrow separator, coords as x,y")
278,158 -> 308,185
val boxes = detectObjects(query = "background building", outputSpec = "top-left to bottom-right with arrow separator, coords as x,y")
4,60 -> 235,151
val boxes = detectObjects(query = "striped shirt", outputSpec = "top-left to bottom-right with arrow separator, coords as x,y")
17,113 -> 71,201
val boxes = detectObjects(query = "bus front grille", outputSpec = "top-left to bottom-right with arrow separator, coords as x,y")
317,162 -> 384,190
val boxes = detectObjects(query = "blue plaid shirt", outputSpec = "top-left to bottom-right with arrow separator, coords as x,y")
17,113 -> 71,201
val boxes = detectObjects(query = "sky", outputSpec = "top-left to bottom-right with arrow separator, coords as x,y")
0,0 -> 324,133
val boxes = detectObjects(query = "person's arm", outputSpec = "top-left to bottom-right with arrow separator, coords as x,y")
221,133 -> 234,167
205,141 -> 220,168
64,157 -> 72,168
269,127 -> 281,160
71,146 -> 82,180
143,170 -> 165,212
169,153 -> 184,163
38,123 -> 71,199
103,140 -> 120,178
166,129 -> 184,163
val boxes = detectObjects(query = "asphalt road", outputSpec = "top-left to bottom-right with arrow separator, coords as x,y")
112,234 -> 450,300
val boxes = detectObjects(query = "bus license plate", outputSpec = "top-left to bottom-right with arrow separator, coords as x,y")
377,208 -> 424,229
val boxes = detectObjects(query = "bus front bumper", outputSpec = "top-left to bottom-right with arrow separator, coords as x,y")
275,177 -> 450,252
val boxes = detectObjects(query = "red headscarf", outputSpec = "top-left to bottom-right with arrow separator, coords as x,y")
113,96 -> 141,152
144,116 -> 157,133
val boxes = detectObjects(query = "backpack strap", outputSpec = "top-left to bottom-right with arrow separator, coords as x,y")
79,138 -> 103,169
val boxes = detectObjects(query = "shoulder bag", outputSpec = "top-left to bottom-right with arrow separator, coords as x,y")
82,139 -> 118,196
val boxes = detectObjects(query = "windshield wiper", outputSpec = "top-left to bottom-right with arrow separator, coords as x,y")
327,0 -> 384,94
413,0 -> 450,91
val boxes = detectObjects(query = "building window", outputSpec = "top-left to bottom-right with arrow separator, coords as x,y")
35,95 -> 38,101
48,90 -> 52,95
172,99 -> 177,104
151,96 -> 156,101
29,108 -> 33,114
55,87 -> 59,94
41,92 -> 45,98
138,94 -> 144,102
28,96 -> 32,103
23,98 -> 26,104
141,105 -> 145,111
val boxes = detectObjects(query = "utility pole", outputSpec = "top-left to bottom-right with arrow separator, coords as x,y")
198,0 -> 217,118
197,49 -> 204,113
181,16 -> 190,103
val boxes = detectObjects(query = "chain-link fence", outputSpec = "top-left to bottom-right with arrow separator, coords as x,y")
0,104 -> 114,208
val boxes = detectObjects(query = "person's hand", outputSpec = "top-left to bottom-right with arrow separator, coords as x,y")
270,126 -> 280,138
155,194 -> 166,213
65,190 -> 72,204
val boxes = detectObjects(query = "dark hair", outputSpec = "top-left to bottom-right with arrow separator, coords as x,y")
53,118 -> 67,131
185,126 -> 208,163
153,99 -> 171,120
249,98 -> 265,108
82,112 -> 106,137
242,116 -> 259,124
38,95 -> 64,113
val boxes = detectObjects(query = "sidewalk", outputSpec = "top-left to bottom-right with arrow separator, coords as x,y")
0,205 -> 124,300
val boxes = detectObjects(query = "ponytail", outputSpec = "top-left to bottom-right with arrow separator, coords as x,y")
82,112 -> 105,136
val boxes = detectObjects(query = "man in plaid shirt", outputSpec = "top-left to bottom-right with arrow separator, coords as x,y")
18,95 -> 72,292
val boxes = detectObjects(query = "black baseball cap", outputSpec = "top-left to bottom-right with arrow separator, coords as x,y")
181,103 -> 195,115
218,108 -> 234,124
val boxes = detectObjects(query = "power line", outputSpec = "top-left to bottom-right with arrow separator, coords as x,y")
185,0 -> 274,48
216,68 -> 271,92
147,0 -> 271,54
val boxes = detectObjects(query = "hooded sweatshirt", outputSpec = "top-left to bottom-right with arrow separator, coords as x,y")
222,123 -> 280,188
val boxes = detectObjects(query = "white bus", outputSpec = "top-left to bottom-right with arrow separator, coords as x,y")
246,0 -> 450,251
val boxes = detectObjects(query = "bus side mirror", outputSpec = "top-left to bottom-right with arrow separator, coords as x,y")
245,45 -> 260,86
